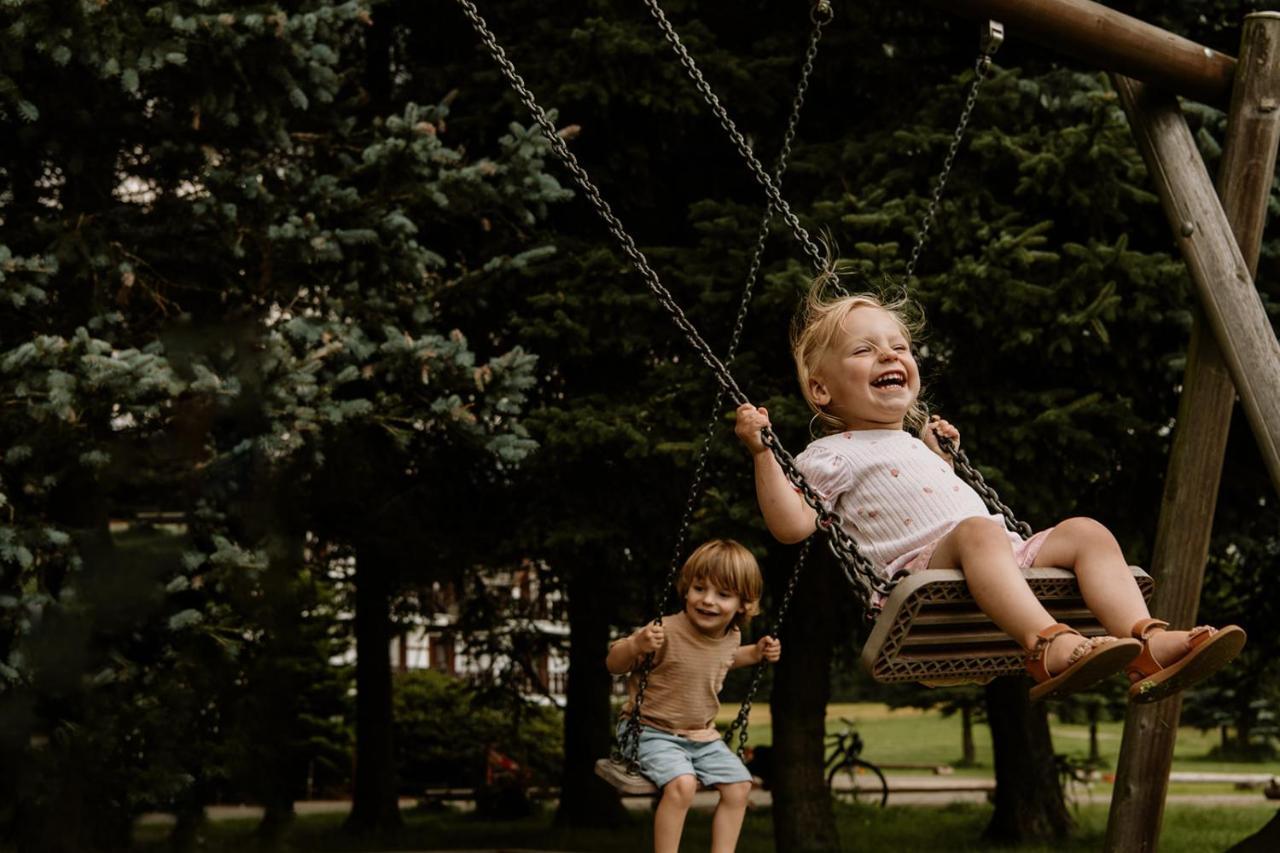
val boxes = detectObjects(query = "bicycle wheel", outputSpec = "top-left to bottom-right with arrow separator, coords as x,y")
827,759 -> 888,807
849,758 -> 888,808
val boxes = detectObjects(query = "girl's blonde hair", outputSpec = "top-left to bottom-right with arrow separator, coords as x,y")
676,539 -> 763,630
791,266 -> 928,436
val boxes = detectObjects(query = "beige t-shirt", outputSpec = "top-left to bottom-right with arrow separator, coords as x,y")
615,611 -> 740,742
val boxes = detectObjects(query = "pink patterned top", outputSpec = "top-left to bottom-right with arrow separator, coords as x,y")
794,429 -> 1017,580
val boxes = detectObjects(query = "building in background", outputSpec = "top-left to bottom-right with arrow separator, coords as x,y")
391,562 -> 569,706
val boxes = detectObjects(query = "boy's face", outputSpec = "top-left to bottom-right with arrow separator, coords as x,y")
684,577 -> 746,637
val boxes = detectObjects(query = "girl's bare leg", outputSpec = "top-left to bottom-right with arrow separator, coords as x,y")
1034,517 -> 1195,665
710,781 -> 752,853
654,775 -> 697,853
928,517 -> 1086,670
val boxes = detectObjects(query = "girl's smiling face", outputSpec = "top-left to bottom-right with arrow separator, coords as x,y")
808,306 -> 920,431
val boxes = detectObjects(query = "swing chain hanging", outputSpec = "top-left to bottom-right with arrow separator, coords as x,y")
723,539 -> 811,758
904,19 -> 1004,280
454,0 -> 889,607
621,9 -> 831,773
654,1 -> 829,626
641,0 -> 828,272
937,434 -> 1032,538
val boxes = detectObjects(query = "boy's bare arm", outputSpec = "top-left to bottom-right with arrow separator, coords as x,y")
606,621 -> 664,674
731,636 -> 781,670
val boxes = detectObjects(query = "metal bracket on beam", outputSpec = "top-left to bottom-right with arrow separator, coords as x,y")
980,20 -> 1004,71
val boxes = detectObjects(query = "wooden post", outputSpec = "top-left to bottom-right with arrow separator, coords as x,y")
1113,74 -> 1280,496
931,0 -> 1236,105
1105,14 -> 1280,853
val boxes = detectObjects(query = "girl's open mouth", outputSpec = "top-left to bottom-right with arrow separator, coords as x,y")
871,371 -> 906,388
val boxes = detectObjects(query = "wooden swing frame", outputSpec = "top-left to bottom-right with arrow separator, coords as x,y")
927,3 -> 1280,851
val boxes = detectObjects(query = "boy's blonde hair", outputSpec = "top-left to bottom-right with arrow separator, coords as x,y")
791,266 -> 928,436
676,539 -> 763,629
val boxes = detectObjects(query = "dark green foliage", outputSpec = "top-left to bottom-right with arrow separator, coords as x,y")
391,669 -> 563,790
4,1 -> 1279,848
2,0 -> 566,848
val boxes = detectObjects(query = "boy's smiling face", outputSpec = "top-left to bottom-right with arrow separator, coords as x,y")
684,577 -> 745,637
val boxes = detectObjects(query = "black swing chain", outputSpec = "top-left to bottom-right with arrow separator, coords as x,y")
722,539 -> 811,758
641,0 -> 831,272
937,435 -> 1032,538
452,0 -> 889,609
904,26 -> 1001,280
642,6 -> 1027,533
618,6 -> 831,773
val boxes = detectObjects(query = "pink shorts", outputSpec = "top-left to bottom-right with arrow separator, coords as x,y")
875,525 -> 1056,607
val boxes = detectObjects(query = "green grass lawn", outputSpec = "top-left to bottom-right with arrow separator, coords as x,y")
131,801 -> 1276,853
124,702 -> 1276,852
717,702 -> 1278,779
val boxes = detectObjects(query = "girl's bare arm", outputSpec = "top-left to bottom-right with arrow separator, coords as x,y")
736,404 -> 817,543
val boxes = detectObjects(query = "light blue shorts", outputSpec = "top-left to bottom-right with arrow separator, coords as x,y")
618,721 -> 752,789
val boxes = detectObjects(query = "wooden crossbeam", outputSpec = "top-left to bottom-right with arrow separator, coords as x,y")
933,0 -> 1236,106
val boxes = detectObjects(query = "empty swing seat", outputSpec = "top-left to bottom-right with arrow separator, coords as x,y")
861,566 -> 1155,686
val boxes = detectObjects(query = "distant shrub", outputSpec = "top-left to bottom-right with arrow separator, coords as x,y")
392,669 -> 563,792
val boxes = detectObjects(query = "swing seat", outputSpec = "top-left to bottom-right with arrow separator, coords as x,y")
861,566 -> 1155,686
594,757 -> 664,795
596,756 -> 717,796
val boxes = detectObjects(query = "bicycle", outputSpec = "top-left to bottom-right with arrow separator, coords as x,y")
825,718 -> 888,807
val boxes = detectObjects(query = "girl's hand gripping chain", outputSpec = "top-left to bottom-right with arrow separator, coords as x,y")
734,403 -> 772,455
921,414 -> 960,463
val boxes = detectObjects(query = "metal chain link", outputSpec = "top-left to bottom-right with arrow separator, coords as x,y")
722,539 -> 811,758
642,0 -> 829,273
904,33 -> 1000,280
936,435 -> 1031,537
622,9 -> 830,771
656,1 -> 828,615
453,0 -> 887,608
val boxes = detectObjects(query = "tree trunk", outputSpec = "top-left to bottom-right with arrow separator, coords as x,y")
1237,708 -> 1253,755
554,561 -> 627,828
256,802 -> 296,843
771,552 -> 841,853
168,806 -> 208,853
983,676 -> 1073,843
345,540 -> 403,834
1089,719 -> 1101,765
961,705 -> 976,766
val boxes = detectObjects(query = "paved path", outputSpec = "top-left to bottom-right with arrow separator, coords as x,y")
138,776 -> 1278,826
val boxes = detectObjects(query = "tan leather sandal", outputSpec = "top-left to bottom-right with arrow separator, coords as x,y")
1127,618 -> 1247,704
1026,623 -> 1142,703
